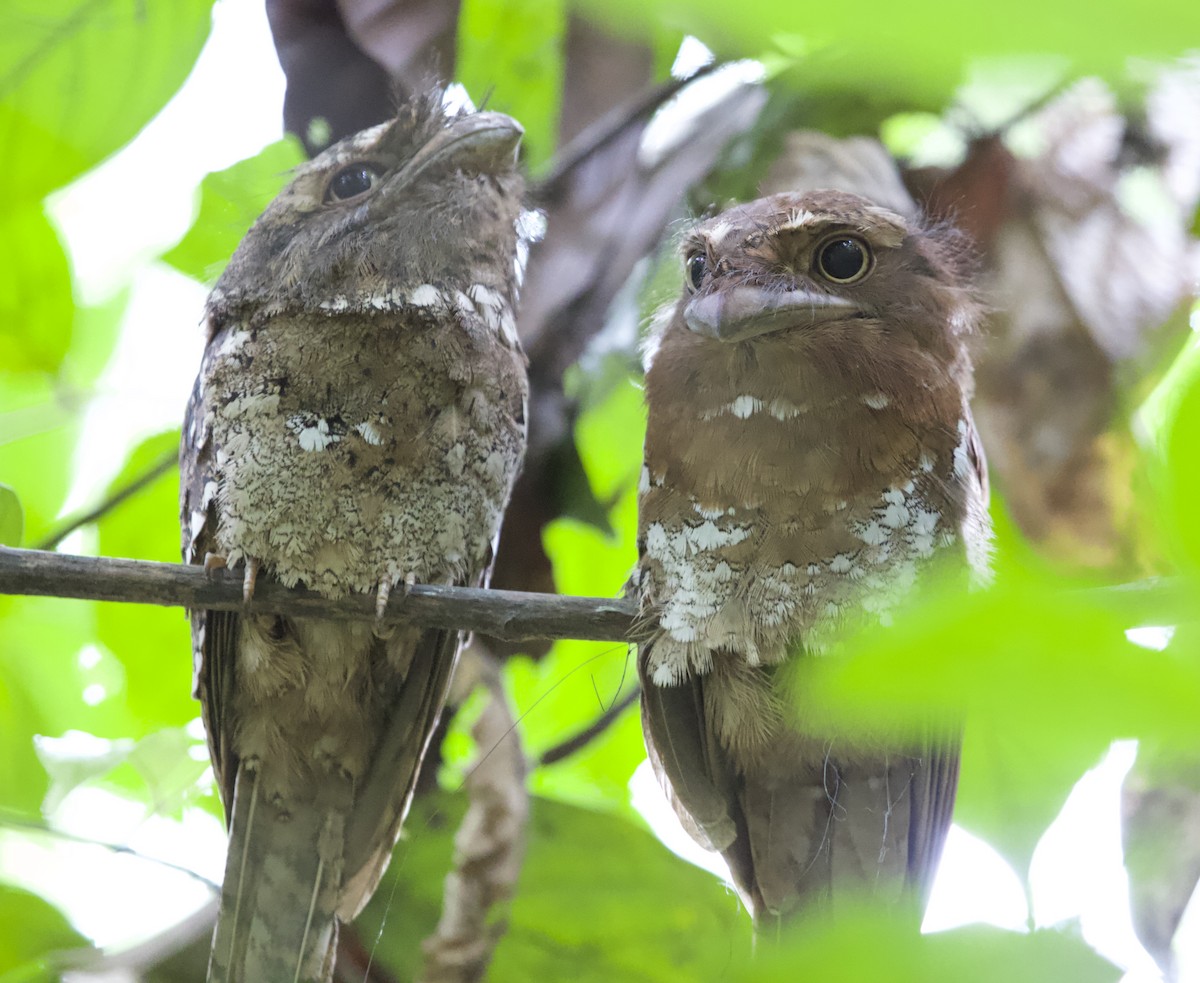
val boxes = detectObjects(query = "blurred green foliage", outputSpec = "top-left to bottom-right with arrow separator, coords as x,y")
0,0 -> 1198,979
359,792 -> 752,981
163,137 -> 306,284
0,884 -> 90,982
576,0 -> 1200,110
741,911 -> 1118,983
458,0 -> 565,171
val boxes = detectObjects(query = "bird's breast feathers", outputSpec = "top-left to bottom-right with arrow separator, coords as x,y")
197,307 -> 526,597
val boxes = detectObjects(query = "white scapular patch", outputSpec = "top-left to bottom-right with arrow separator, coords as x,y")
445,442 -> 466,478
318,294 -> 350,312
498,309 -> 520,348
408,284 -> 443,308
691,499 -> 735,520
701,396 -> 768,420
451,289 -> 476,319
856,520 -> 888,546
768,398 -> 807,420
828,553 -> 854,574
468,283 -> 504,321
699,395 -> 812,422
879,498 -> 911,529
643,515 -> 759,682
287,415 -> 340,452
366,287 -> 406,310
644,520 -> 751,557
354,421 -> 384,446
730,395 -> 762,419
862,392 -> 890,409
707,220 -> 733,246
467,283 -> 520,347
952,419 -> 972,479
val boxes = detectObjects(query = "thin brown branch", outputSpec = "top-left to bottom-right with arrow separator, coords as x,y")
419,646 -> 527,983
533,61 -> 719,195
0,547 -> 636,643
539,686 -> 640,766
0,547 -> 1186,648
0,811 -> 219,891
35,449 -> 178,551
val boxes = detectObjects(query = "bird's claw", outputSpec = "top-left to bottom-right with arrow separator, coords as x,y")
243,558 -> 260,605
375,579 -> 392,621
373,573 -> 418,638
202,552 -> 228,578
373,578 -> 396,639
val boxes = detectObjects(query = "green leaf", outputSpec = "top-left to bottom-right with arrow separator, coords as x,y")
0,0 -> 216,202
0,656 -> 50,817
741,913 -> 1117,983
357,793 -> 750,982
0,485 -> 23,547
456,0 -> 564,171
93,430 -> 195,733
575,0 -> 1200,111
957,723 -> 1108,881
789,565 -> 1200,873
0,884 -> 89,979
34,731 -> 134,814
500,378 -> 646,817
504,643 -> 643,818
0,374 -> 82,545
1139,331 -> 1200,577
162,137 -> 306,283
0,595 -> 98,816
35,727 -> 208,818
0,206 -> 72,375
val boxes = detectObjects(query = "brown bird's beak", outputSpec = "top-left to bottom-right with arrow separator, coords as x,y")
684,286 -> 857,343
395,112 -> 524,190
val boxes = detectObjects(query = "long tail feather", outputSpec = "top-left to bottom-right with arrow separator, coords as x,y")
207,764 -> 351,983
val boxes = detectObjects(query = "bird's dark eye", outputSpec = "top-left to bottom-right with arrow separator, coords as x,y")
685,252 -> 708,292
816,236 -> 872,284
326,163 -> 384,202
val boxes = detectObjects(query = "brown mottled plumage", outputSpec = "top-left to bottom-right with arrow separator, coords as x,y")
180,94 -> 528,982
636,190 -> 990,923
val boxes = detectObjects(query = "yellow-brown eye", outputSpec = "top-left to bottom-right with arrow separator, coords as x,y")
685,252 -> 707,292
326,163 -> 384,202
816,236 -> 872,284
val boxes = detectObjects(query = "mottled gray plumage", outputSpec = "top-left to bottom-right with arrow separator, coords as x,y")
637,191 -> 990,923
180,94 -> 529,982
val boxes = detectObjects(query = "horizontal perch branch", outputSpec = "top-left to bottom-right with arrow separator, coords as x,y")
0,547 -> 637,643
0,548 -> 1186,645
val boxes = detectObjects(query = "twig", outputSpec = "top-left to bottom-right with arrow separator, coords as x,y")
0,547 -> 1186,647
0,811 -> 219,891
539,686 -> 640,766
419,646 -> 528,982
35,449 -> 178,551
534,61 -> 720,195
0,547 -> 636,643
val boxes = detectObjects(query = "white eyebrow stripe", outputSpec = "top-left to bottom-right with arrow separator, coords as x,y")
706,220 -> 734,246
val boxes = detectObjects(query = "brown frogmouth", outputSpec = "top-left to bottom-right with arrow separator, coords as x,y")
180,95 -> 529,981
636,190 -> 991,924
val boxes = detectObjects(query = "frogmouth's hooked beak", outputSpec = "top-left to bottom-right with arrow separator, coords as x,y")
684,286 -> 858,343
395,112 -> 523,190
